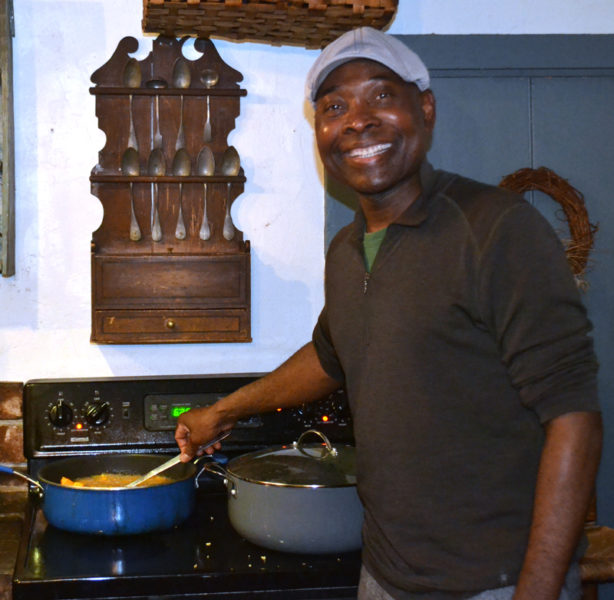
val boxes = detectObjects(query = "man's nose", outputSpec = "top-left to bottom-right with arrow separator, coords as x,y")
343,102 -> 379,133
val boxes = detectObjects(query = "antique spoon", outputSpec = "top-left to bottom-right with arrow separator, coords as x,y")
220,146 -> 240,240
123,58 -> 141,152
146,78 -> 167,150
201,69 -> 219,143
171,148 -> 191,240
173,59 -> 190,151
175,95 -> 187,151
196,146 -> 215,241
121,147 -> 139,177
172,58 -> 191,89
121,149 -> 141,241
147,148 -> 165,242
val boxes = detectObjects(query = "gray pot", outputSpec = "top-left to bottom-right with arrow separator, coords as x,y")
204,430 -> 363,554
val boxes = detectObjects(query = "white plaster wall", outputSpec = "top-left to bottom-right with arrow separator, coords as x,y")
1,0 -> 613,381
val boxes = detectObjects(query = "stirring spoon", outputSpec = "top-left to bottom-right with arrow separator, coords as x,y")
126,431 -> 231,488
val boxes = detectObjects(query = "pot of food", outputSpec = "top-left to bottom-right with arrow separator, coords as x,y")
204,429 -> 363,554
0,454 -> 201,535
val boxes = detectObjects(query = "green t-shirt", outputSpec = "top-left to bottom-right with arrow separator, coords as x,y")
363,228 -> 387,272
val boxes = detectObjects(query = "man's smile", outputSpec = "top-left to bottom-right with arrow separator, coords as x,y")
346,143 -> 392,160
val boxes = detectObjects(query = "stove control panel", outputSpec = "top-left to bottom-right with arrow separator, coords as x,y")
46,392 -> 113,429
24,375 -> 354,458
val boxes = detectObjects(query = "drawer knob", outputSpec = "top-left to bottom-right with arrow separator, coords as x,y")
165,319 -> 176,329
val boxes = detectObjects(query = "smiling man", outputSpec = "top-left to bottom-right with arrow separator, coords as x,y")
176,28 -> 601,600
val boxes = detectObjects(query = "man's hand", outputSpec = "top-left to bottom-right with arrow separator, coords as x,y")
175,405 -> 233,462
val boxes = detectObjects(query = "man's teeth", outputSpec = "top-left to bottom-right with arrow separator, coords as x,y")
348,144 -> 391,159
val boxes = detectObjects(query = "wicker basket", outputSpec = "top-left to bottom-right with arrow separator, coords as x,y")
142,0 -> 399,49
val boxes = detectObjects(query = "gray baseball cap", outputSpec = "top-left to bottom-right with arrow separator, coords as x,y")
305,27 -> 430,105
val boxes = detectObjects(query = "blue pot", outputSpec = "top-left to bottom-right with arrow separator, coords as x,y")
35,455 -> 197,535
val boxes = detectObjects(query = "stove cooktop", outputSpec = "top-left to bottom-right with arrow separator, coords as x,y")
14,375 -> 361,600
13,484 -> 361,600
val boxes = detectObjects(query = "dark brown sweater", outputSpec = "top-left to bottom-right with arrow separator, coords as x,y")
313,162 -> 599,598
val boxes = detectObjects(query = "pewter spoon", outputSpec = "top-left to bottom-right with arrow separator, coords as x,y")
172,58 -> 191,89
123,58 -> 141,153
146,78 -> 167,149
121,149 -> 142,241
147,148 -> 165,242
173,59 -> 190,151
196,146 -> 215,240
172,148 -> 191,240
201,70 -> 219,143
220,146 -> 240,240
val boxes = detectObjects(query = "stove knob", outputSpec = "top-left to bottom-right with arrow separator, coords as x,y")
85,401 -> 111,427
49,401 -> 73,427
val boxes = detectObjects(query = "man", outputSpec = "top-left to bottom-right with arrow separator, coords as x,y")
176,27 -> 602,600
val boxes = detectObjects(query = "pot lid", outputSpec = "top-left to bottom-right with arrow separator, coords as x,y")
227,430 -> 356,488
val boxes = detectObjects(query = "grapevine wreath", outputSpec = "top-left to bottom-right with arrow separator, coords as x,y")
499,167 -> 598,289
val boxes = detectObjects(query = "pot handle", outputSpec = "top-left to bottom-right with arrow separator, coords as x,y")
193,454 -> 215,489
0,465 -> 45,496
203,462 -> 237,497
294,429 -> 338,459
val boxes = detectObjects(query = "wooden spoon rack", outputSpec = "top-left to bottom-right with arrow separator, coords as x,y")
89,35 -> 251,344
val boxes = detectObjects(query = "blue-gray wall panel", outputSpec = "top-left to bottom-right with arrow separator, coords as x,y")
428,77 -> 531,184
532,77 -> 614,520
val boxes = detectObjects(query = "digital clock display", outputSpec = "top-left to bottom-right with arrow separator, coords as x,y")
144,393 -> 223,431
171,406 -> 192,418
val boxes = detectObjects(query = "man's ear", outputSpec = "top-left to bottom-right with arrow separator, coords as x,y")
421,90 -> 436,133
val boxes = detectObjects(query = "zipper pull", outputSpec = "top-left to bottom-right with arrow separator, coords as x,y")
363,272 -> 370,294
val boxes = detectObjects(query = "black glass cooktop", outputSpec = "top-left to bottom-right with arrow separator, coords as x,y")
13,484 -> 361,600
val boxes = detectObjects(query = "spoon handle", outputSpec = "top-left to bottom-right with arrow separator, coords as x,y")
151,183 -> 162,242
126,431 -> 231,488
175,95 -> 185,151
153,95 -> 163,149
175,183 -> 187,240
199,183 -> 211,240
127,94 -> 138,151
204,95 -> 212,143
129,183 -> 141,241
223,183 -> 235,240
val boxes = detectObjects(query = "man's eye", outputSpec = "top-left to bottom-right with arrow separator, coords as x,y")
323,103 -> 343,114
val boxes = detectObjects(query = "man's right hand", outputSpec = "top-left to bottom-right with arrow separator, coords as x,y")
175,406 -> 233,462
